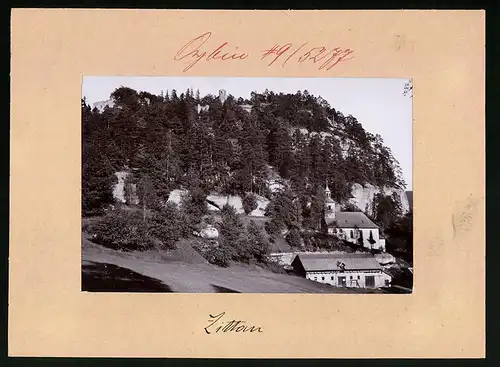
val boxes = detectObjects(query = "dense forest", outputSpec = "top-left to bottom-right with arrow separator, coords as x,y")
83,87 -> 411,266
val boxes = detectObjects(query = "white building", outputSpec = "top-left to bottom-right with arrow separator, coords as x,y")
324,184 -> 385,251
291,253 -> 392,288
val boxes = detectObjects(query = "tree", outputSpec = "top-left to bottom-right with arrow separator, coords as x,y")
403,80 -> 413,98
136,173 -> 157,221
303,187 -> 326,232
386,211 -> 413,263
246,220 -> 271,263
372,193 -> 403,230
368,230 -> 377,247
286,229 -> 302,247
265,188 -> 300,235
82,143 -> 115,216
219,204 -> 247,261
180,187 -> 208,229
357,229 -> 364,247
242,193 -> 258,215
147,202 -> 185,249
124,173 -> 137,205
88,208 -> 152,251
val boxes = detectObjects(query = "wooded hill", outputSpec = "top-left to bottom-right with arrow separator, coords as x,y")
83,87 -> 406,217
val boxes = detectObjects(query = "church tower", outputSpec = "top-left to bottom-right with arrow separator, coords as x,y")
324,183 -> 336,221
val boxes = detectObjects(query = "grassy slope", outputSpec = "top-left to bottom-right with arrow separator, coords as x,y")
82,237 -> 380,294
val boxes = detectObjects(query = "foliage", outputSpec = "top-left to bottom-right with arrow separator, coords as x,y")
368,230 -> 377,245
242,193 -> 258,214
147,202 -> 186,249
87,203 -> 186,251
82,87 -> 406,217
341,202 -> 362,212
371,192 -> 403,230
180,187 -> 208,229
385,211 -> 413,263
264,188 -> 301,235
357,229 -> 364,246
245,220 -> 271,263
87,209 -> 152,251
205,244 -> 231,268
82,87 -> 409,261
214,206 -> 271,265
285,228 -> 302,247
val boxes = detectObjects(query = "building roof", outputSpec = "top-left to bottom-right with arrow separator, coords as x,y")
295,253 -> 382,272
326,211 -> 379,229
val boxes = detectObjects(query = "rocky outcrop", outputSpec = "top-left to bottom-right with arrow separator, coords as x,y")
112,171 -> 138,205
198,226 -> 219,239
91,99 -> 114,112
348,183 -> 409,214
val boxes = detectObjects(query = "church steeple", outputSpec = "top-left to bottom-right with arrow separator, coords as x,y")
325,181 -> 331,199
324,181 -> 336,221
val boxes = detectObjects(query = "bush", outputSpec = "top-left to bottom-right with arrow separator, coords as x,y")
88,204 -> 185,251
246,220 -> 271,263
207,246 -> 231,267
88,209 -> 152,251
286,228 -> 302,247
242,193 -> 258,214
180,187 -> 208,228
147,203 -> 184,249
212,209 -> 271,266
265,217 -> 285,235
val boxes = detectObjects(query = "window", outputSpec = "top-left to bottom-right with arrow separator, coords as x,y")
350,275 -> 353,279
322,276 -> 325,281
358,275 -> 360,280
385,280 -> 390,286
331,276 -> 334,280
314,276 -> 317,281
328,205 -> 331,209
350,230 -> 354,239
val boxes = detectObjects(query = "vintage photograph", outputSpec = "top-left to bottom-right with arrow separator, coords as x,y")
82,76 -> 413,294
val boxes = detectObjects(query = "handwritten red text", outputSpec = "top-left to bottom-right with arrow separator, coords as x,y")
261,43 -> 354,70
174,32 -> 249,72
174,33 -> 355,72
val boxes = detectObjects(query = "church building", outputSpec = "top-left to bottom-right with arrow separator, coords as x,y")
323,184 -> 386,251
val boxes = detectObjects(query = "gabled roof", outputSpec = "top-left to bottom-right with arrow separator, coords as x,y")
326,212 -> 379,229
295,253 -> 382,272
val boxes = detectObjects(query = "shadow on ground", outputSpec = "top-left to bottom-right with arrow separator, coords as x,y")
211,284 -> 240,293
82,261 -> 173,292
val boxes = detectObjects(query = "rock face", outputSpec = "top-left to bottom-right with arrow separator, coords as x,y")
112,171 -> 139,205
199,226 -> 219,239
348,183 -> 410,214
91,99 -> 114,112
374,252 -> 396,265
112,171 -> 128,203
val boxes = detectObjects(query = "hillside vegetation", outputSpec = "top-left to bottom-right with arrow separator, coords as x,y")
82,87 -> 412,266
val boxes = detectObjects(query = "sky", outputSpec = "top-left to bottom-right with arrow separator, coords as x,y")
82,76 -> 413,190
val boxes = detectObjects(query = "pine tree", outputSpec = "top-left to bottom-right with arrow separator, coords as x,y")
246,220 -> 271,263
220,204 -> 246,261
136,173 -> 156,221
368,230 -> 377,247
